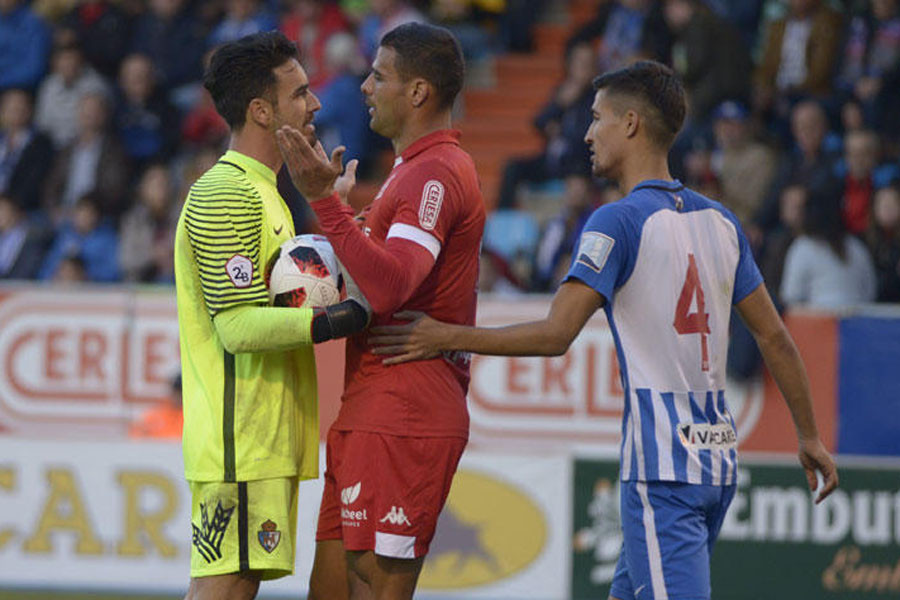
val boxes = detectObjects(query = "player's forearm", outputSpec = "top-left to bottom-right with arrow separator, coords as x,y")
214,304 -> 313,353
311,193 -> 431,314
756,326 -> 820,441
441,320 -> 572,357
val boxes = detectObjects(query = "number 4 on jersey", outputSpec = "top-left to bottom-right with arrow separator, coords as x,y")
673,253 -> 710,371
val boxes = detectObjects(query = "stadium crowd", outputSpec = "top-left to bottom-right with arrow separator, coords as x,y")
1,0 -> 899,316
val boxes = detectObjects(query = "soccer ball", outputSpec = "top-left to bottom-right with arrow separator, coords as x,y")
265,234 -> 344,307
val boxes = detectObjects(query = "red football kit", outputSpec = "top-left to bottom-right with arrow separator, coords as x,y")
310,129 -> 485,558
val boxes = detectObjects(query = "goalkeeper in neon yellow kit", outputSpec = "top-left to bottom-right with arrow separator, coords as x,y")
174,32 -> 367,600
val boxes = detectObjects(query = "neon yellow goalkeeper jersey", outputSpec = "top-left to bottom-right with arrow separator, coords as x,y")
174,149 -> 318,483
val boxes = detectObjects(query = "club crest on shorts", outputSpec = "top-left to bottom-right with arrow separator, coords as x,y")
418,180 -> 444,230
258,519 -> 281,553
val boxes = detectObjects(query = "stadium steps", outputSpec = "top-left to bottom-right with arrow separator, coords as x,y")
454,0 -> 603,210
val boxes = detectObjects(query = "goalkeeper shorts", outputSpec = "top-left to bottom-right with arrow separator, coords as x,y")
188,477 -> 299,580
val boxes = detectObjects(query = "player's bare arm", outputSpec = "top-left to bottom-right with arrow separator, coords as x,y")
735,283 -> 839,503
370,280 -> 605,363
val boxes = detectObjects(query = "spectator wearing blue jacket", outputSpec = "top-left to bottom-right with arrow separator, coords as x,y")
131,0 -> 205,99
208,0 -> 277,47
39,192 -> 120,282
314,33 -> 370,168
0,0 -> 51,92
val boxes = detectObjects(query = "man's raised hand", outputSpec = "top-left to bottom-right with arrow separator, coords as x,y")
275,125 -> 345,201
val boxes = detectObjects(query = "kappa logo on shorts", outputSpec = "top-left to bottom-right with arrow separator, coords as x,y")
380,506 -> 412,526
191,500 -> 235,563
258,519 -> 281,553
418,180 -> 444,231
226,254 -> 253,288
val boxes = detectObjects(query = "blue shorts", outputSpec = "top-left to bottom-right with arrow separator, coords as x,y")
610,480 -> 736,600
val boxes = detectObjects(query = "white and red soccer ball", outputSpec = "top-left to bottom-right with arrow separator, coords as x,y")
265,234 -> 344,308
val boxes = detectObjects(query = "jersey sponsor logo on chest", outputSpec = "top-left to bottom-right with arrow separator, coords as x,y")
677,422 -> 737,449
418,180 -> 445,231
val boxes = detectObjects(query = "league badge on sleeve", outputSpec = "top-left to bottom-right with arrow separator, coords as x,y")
226,254 -> 253,288
576,232 -> 615,273
418,180 -> 445,230
258,519 -> 281,553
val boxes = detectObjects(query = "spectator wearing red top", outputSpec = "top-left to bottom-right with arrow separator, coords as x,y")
840,129 -> 880,234
280,0 -> 351,89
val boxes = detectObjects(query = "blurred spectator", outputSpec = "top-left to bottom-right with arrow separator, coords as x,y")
59,1 -> 133,79
753,0 -> 843,115
314,33 -> 370,167
114,54 -> 179,167
0,193 -> 50,279
566,0 -> 671,71
131,0 -> 206,100
754,100 -> 837,235
130,373 -> 183,438
0,0 -> 52,92
0,89 -> 54,211
44,93 -> 130,222
780,189 -> 877,310
759,183 -> 807,297
840,97 -> 866,134
479,246 -> 526,296
499,0 -> 546,53
430,0 -> 497,62
497,42 -> 594,208
865,183 -> 900,302
708,101 -> 776,226
119,163 -> 177,282
838,129 -> 880,235
34,40 -> 109,149
358,0 -> 425,61
837,0 -> 900,138
52,253 -> 86,283
482,208 -> 540,289
208,0 -> 277,47
663,0 -> 751,124
703,0 -> 763,47
181,86 -> 229,149
39,191 -> 120,281
533,174 -> 603,291
280,0 -> 352,88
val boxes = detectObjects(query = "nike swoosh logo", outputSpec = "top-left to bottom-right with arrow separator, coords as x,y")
274,225 -> 283,235
635,584 -> 647,596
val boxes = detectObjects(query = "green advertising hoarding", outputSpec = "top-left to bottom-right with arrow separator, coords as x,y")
572,457 -> 900,600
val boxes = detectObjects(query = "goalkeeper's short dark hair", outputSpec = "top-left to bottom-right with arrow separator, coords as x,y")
204,31 -> 300,129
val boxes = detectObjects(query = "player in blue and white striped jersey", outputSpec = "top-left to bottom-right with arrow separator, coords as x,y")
370,60 -> 838,600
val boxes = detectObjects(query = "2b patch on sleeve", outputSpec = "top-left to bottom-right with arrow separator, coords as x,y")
418,180 -> 444,231
226,254 -> 254,288
576,232 -> 615,273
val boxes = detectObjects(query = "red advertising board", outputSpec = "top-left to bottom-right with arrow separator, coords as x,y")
0,286 -> 837,455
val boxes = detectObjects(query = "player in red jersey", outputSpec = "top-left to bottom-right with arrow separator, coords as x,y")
276,22 -> 484,600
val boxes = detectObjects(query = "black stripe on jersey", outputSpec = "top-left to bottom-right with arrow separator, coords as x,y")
223,351 -> 236,482
237,482 -> 249,572
218,160 -> 246,173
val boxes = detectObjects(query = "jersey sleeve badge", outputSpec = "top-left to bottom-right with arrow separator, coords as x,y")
576,232 -> 615,273
226,254 -> 254,288
418,180 -> 445,230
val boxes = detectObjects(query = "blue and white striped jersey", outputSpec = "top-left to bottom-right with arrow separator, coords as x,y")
566,180 -> 763,486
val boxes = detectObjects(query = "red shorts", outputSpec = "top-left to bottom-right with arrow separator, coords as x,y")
316,428 -> 467,559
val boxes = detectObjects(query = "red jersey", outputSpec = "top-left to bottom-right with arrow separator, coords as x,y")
316,130 -> 484,439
